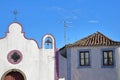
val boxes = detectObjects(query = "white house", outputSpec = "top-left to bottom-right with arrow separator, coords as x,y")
59,32 -> 120,80
0,22 -> 56,80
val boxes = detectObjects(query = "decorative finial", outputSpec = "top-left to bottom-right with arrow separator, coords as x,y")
13,9 -> 18,21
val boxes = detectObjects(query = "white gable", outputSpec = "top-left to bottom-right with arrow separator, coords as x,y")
0,22 -> 56,80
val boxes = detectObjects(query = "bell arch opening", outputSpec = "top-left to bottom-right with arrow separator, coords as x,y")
1,69 -> 26,80
44,37 -> 53,49
42,34 -> 55,49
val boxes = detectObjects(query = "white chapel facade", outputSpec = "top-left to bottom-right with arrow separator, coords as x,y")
0,22 -> 56,80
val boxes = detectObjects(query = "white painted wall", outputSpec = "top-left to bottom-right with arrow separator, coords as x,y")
39,49 -> 55,80
0,22 -> 56,80
59,78 -> 65,80
117,47 -> 120,80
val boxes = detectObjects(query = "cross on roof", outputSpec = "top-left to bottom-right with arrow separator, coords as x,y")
13,9 -> 18,21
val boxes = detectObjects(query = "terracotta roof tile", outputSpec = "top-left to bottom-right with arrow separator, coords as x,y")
67,32 -> 120,47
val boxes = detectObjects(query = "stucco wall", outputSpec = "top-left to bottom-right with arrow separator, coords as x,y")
39,49 -> 55,80
69,46 -> 119,80
58,53 -> 67,80
0,23 -> 40,80
0,22 -> 55,80
117,47 -> 120,80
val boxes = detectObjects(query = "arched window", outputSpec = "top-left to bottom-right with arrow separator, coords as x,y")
44,37 -> 53,49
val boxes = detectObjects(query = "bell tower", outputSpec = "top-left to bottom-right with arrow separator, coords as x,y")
41,34 -> 56,80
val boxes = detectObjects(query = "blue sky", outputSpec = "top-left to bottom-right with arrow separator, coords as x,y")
0,0 -> 120,48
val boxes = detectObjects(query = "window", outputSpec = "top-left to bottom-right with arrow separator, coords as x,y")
79,51 -> 90,66
7,50 -> 23,64
103,51 -> 114,66
11,52 -> 20,62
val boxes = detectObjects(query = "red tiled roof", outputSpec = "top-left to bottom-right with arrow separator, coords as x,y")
59,32 -> 120,58
66,32 -> 120,48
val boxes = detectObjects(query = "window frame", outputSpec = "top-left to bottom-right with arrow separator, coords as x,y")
79,51 -> 90,66
101,48 -> 116,68
103,50 -> 114,66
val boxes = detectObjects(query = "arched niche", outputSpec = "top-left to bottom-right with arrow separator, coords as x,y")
1,69 -> 26,80
42,34 -> 55,49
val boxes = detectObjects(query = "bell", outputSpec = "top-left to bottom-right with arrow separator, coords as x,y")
45,38 -> 52,45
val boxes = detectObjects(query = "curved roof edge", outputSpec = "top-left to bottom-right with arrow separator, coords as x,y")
1,22 -> 56,49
